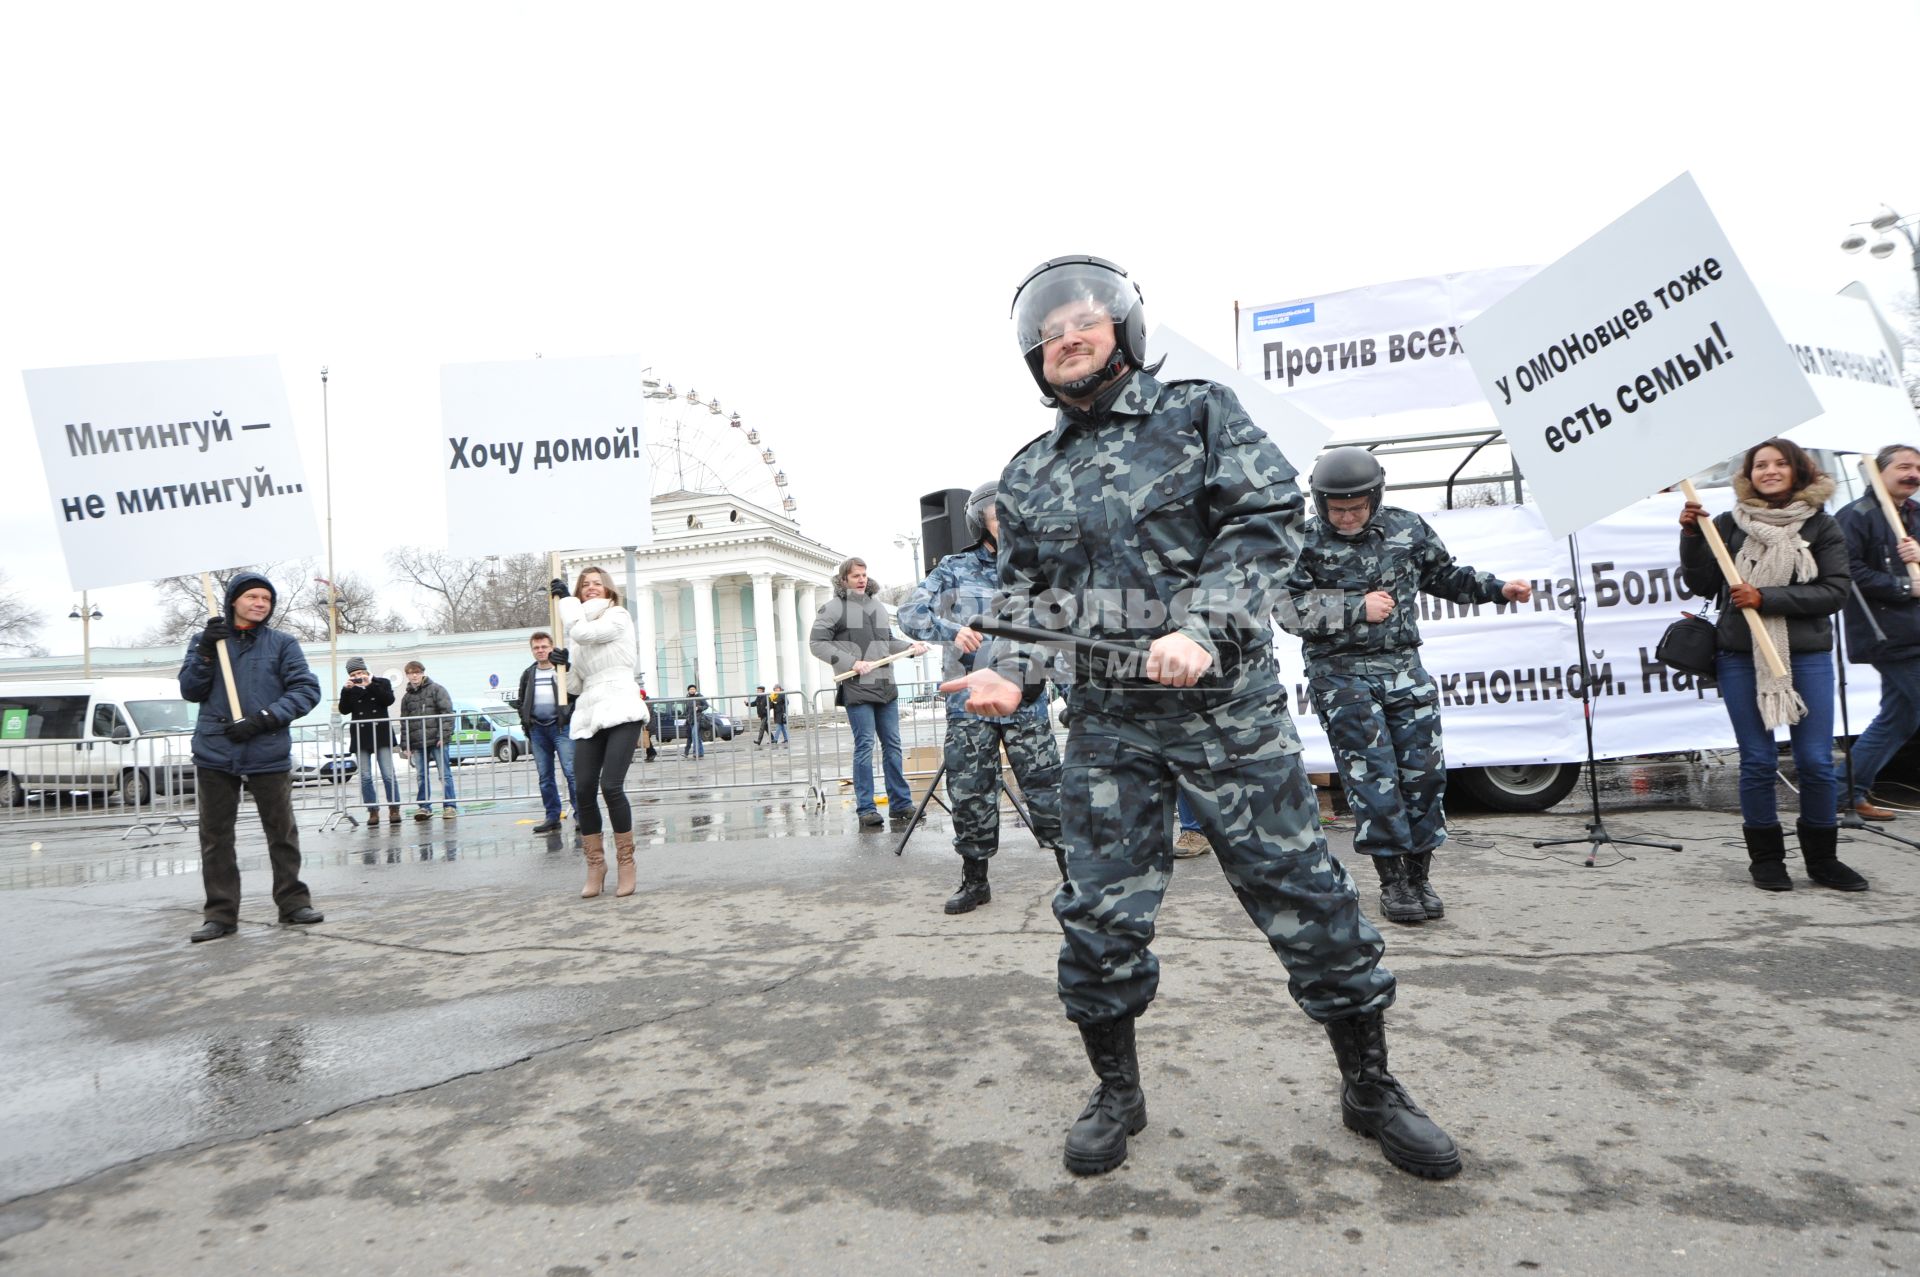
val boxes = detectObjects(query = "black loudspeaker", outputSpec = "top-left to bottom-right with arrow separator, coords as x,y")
919,488 -> 971,574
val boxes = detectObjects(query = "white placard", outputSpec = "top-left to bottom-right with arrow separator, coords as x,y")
1772,288 -> 1917,453
1234,267 -> 1537,421
441,355 -> 652,556
1148,325 -> 1332,472
1460,173 -> 1822,539
20,355 -> 321,591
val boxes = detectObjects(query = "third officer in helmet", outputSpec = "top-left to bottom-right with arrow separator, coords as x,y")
1280,448 -> 1533,926
943,255 -> 1462,1184
899,480 -> 1066,914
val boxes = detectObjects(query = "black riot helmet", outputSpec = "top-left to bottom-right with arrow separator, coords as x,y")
1010,255 -> 1158,404
965,481 -> 999,547
1308,447 -> 1387,529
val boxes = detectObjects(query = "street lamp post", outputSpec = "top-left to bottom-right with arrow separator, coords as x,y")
68,593 -> 102,679
1840,205 -> 1920,309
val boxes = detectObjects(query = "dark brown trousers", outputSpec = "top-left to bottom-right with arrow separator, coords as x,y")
196,768 -> 312,924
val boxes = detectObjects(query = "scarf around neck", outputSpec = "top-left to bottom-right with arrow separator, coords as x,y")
1728,473 -> 1833,728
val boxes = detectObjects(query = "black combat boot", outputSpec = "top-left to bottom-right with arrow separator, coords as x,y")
1742,823 -> 1792,891
1324,1011 -> 1461,1179
1372,855 -> 1426,925
943,857 -> 991,914
1064,1016 -> 1147,1175
1796,819 -> 1868,892
1408,851 -> 1444,919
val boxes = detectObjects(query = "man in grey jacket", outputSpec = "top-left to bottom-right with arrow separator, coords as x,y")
810,557 -> 928,828
399,660 -> 457,820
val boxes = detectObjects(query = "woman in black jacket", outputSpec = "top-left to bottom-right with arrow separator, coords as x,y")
339,657 -> 400,825
1678,437 -> 1866,892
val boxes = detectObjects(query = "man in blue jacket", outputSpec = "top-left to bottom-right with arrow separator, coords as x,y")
1837,444 -> 1920,821
178,572 -> 324,943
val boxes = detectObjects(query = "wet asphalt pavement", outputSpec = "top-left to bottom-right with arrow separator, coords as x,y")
0,763 -> 1915,1276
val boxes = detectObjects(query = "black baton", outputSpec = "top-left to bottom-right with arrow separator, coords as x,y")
965,617 -> 1148,664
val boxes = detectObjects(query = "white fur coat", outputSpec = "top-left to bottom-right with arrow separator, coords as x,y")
556,596 -> 647,740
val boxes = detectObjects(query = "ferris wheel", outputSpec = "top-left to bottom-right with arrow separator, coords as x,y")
641,372 -> 799,522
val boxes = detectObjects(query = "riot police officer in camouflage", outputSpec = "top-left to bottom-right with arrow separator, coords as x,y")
1281,449 -> 1532,925
942,256 -> 1461,1181
900,482 -> 1066,914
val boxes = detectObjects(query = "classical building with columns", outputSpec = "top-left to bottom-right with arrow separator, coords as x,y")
557,489 -> 845,703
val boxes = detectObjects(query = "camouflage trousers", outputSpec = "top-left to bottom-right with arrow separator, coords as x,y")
946,712 -> 1062,861
1307,654 -> 1447,860
1054,692 -> 1395,1027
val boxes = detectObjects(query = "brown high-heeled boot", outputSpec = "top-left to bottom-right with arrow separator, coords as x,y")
581,833 -> 607,898
614,830 -> 637,897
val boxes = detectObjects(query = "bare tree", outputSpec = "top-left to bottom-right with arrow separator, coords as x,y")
0,571 -> 47,655
385,548 -> 552,634
138,561 -> 406,646
1892,290 -> 1920,413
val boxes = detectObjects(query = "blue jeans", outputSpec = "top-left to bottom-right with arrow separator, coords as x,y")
845,699 -> 910,812
771,721 -> 790,745
412,742 -> 457,810
1176,792 -> 1201,833
356,745 -> 399,805
528,720 -> 578,821
1716,650 -> 1836,828
684,718 -> 705,758
1848,657 -> 1920,803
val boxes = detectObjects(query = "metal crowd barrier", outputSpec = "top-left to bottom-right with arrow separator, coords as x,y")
0,702 -> 834,836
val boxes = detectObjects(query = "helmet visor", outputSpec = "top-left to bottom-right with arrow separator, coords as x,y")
1012,262 -> 1138,356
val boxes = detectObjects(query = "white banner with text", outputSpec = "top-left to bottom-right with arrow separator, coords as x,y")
21,355 -> 320,591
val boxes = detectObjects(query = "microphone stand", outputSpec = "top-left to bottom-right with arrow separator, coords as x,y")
1534,533 -> 1682,865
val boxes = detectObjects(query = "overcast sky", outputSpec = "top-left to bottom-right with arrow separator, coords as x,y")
4,1 -> 1917,655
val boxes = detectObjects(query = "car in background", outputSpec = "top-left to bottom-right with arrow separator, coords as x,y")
0,678 -> 199,806
447,703 -> 528,764
290,738 -> 357,786
650,699 -> 736,744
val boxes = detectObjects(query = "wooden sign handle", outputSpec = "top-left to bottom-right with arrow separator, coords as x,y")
199,572 -> 244,717
1860,456 -> 1920,591
834,648 -> 915,684
1680,481 -> 1786,679
548,552 -> 569,708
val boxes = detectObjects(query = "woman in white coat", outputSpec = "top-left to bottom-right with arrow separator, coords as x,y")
553,566 -> 649,898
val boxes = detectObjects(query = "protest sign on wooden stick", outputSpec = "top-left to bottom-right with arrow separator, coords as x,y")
1680,481 -> 1785,678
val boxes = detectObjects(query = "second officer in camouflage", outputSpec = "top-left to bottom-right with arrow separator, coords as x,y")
1280,447 -> 1532,925
943,256 -> 1462,1183
899,481 -> 1065,914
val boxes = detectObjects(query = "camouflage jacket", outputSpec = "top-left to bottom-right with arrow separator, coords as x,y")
989,369 -> 1304,720
898,543 -> 1047,723
1278,506 -> 1505,664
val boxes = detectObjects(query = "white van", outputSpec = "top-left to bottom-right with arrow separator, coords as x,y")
0,678 -> 199,806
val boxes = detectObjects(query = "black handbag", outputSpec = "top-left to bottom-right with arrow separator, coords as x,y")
1655,608 -> 1719,678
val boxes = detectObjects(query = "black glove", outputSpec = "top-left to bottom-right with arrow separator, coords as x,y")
196,615 -> 232,659
548,646 -> 570,667
550,577 -> 570,600
224,709 -> 278,743
555,704 -> 572,728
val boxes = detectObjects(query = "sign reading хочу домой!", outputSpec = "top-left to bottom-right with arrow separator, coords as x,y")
440,354 -> 653,557
21,355 -> 321,591
1459,172 -> 1823,539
